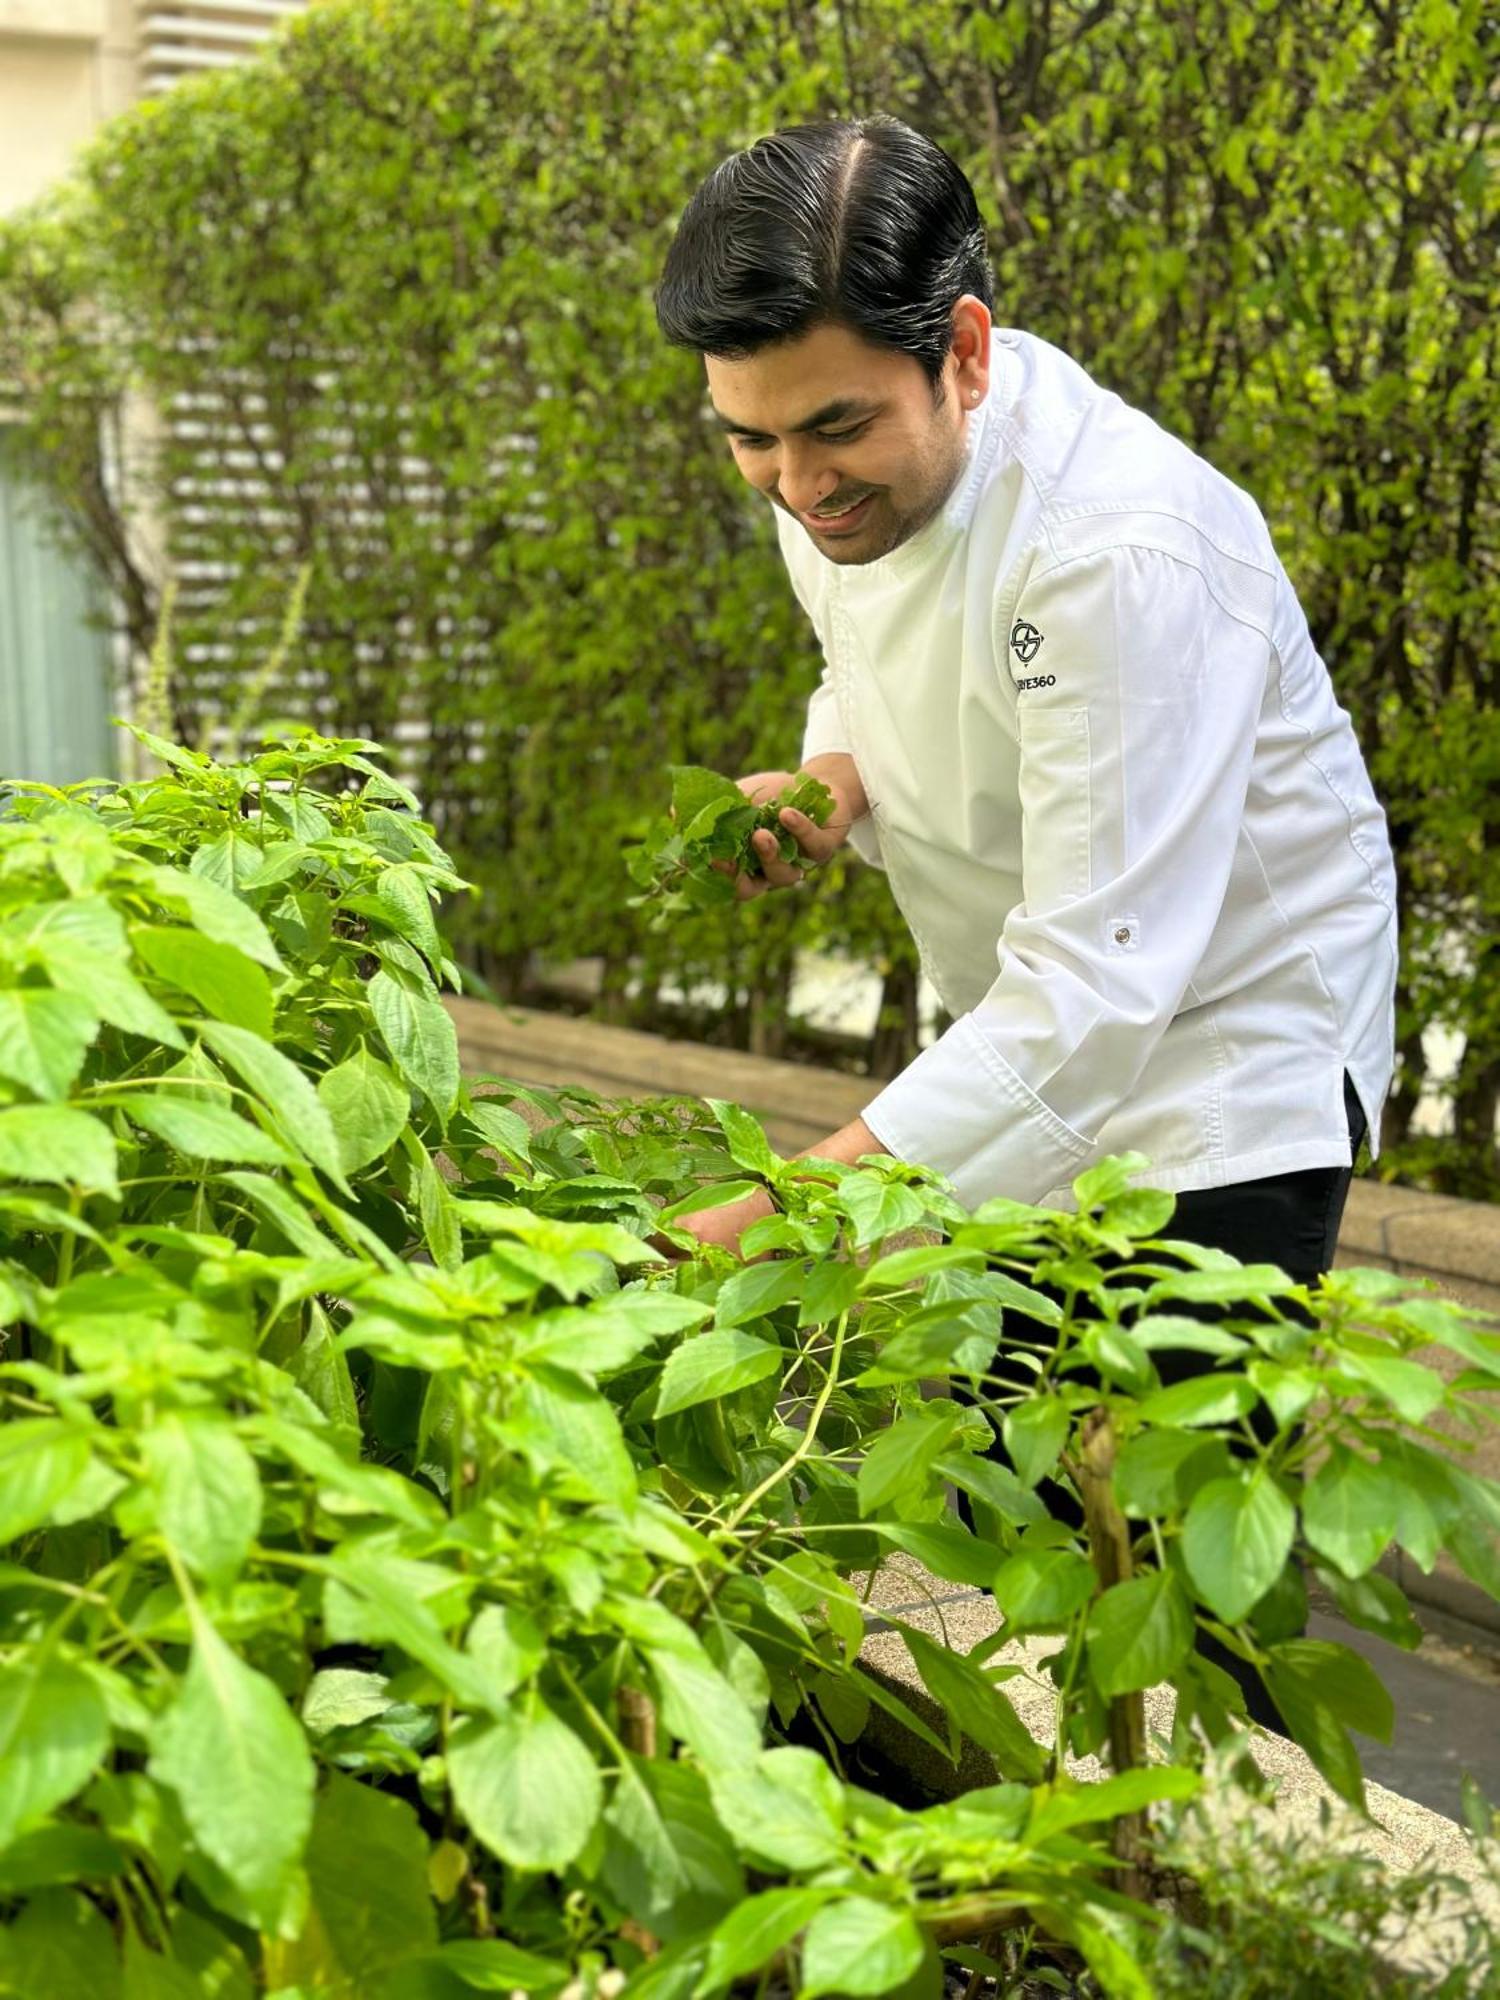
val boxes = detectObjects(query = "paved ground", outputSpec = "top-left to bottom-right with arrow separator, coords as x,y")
855,1557 -> 1500,1979
1306,1604 -> 1500,1822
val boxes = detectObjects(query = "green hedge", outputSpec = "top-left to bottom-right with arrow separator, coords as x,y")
0,0 -> 1494,1192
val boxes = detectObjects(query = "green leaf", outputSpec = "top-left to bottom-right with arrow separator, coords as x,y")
448,1702 -> 601,1871
655,1328 -> 783,1417
1133,1375 -> 1259,1429
197,1020 -> 349,1191
1002,1397 -> 1070,1489
374,864 -> 443,965
0,1420 -> 91,1543
1113,1429 -> 1231,1518
707,1098 -> 779,1178
708,1747 -> 844,1872
0,1659 -> 110,1849
12,896 -> 186,1049
1143,1264 -> 1297,1307
713,1258 -> 806,1329
270,1774 -> 436,1997
386,1939 -> 569,1995
857,1406 -> 961,1516
699,1887 -> 831,1996
119,1092 -> 289,1166
1301,1446 -> 1400,1578
799,1897 -> 924,1999
142,1415 -> 262,1584
992,1547 -> 1097,1631
1086,1569 -> 1195,1695
1071,1154 -> 1151,1208
301,1669 -> 393,1736
1315,1568 -> 1422,1651
1260,1670 -> 1365,1811
0,1105 -> 119,1197
148,1603 -> 315,1935
142,864 -> 284,971
0,1826 -> 124,1896
935,1453 -> 1048,1528
132,927 -> 274,1037
899,1624 -> 1045,1781
509,1365 -> 635,1505
317,1045 -> 411,1173
0,988 -> 98,1100
368,967 -> 460,1122
600,1755 -> 744,1944
649,1648 -> 761,1774
1181,1471 -> 1296,1623
463,1098 -> 532,1164
1267,1638 -> 1394,1743
1335,1343 -> 1446,1423
872,1523 -> 1000,1590
514,1292 -> 709,1375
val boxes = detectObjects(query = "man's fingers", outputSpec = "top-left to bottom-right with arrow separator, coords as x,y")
778,808 -> 839,866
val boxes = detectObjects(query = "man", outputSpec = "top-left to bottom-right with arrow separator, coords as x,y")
653,115 -> 1396,1288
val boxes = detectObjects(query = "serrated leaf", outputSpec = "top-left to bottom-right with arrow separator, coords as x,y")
266,1774 -> 436,1998
0,988 -> 99,1100
0,1659 -> 110,1849
368,968 -> 459,1122
1002,1397 -> 1070,1489
1086,1569 -> 1195,1695
655,1328 -> 783,1417
0,1420 -> 92,1542
856,1406 -> 960,1516
141,864 -> 283,972
799,1897 -> 924,1999
197,1020 -> 349,1192
1181,1471 -> 1295,1622
148,1605 -> 314,1935
317,1045 -> 410,1173
1301,1446 -> 1400,1578
119,1092 -> 288,1166
707,1099 -> 779,1178
142,1415 -> 262,1584
132,927 -> 274,1037
448,1702 -> 601,1871
0,1105 -> 119,1197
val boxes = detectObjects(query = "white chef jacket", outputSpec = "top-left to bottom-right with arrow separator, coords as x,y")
778,329 -> 1398,1210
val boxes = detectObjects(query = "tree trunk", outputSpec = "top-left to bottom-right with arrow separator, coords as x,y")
1381,1015 -> 1429,1153
1076,1411 -> 1149,1901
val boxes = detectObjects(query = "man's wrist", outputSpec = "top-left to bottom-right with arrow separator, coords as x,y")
794,1114 -> 890,1169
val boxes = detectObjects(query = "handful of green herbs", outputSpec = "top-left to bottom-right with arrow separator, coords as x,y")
625,763 -> 836,926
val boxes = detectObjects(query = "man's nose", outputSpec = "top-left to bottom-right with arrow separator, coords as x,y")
769,446 -> 838,519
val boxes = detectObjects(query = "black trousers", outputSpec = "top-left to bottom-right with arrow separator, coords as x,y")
967,1072 -> 1368,1733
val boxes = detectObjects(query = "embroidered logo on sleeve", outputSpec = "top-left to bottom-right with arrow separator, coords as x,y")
1010,619 -> 1045,666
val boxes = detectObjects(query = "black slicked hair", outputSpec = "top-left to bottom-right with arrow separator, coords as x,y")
654,117 -> 994,391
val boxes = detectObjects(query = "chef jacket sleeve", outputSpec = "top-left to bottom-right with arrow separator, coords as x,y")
859,544 -> 1271,1206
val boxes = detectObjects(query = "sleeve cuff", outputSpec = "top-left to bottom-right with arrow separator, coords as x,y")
861,1013 -> 1094,1209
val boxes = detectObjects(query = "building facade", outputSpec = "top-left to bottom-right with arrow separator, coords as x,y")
0,1 -> 307,782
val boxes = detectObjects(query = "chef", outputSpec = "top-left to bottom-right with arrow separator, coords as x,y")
653,113 -> 1396,1292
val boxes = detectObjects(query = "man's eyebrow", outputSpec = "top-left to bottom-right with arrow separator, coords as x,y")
709,398 -> 883,436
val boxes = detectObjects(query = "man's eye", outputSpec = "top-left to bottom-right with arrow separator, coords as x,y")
731,425 -> 869,450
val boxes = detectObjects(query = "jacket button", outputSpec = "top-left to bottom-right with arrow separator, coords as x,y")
1113,926 -> 1133,945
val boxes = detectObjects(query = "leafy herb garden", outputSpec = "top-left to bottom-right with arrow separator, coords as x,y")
2,729 -> 1498,1996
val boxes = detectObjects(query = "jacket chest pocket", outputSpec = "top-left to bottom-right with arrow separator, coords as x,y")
1017,705 -> 1093,911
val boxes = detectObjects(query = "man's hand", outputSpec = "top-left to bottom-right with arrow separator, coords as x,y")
719,754 -> 868,901
656,1185 -> 777,1259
